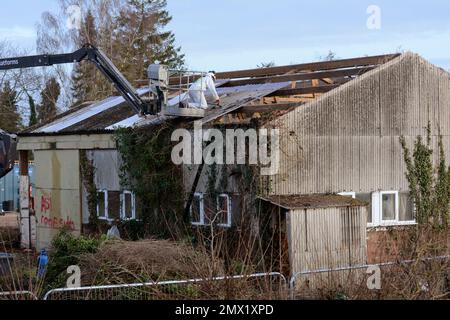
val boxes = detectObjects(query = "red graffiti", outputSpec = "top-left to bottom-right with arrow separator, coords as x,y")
40,195 -> 52,213
40,215 -> 75,230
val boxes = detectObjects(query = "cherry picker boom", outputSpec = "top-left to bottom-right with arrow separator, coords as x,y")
0,44 -> 208,179
0,44 -> 151,115
0,44 -> 159,179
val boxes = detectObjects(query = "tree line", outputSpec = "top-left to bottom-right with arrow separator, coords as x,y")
0,0 -> 184,132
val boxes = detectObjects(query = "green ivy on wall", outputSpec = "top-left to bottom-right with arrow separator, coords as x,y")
79,150 -> 99,230
400,123 -> 450,229
115,123 -> 185,238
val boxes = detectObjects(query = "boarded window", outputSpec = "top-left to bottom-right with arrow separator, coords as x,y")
203,195 -> 215,224
108,191 -> 121,220
399,192 -> 414,221
381,193 -> 396,221
217,194 -> 231,226
135,198 -> 142,220
355,193 -> 372,223
191,193 -> 203,224
121,191 -> 136,219
97,191 -> 107,218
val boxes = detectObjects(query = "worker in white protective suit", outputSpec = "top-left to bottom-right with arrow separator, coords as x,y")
186,71 -> 220,109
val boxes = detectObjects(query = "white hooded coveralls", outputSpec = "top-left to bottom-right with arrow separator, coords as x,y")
187,73 -> 219,109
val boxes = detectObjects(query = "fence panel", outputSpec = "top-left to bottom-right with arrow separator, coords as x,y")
0,290 -> 38,300
43,272 -> 287,300
289,255 -> 450,300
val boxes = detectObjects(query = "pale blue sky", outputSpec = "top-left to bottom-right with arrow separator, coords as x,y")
1,0 -> 450,71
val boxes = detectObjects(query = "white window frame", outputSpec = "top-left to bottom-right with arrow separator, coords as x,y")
216,194 -> 232,228
368,191 -> 416,228
190,192 -> 204,226
97,190 -> 108,220
379,191 -> 399,225
120,191 -> 136,220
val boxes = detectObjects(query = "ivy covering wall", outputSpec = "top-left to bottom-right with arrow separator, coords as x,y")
115,123 -> 185,238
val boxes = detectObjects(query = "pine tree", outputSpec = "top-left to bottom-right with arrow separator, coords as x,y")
0,81 -> 21,132
28,94 -> 38,127
71,9 -> 106,106
38,78 -> 61,123
113,0 -> 185,82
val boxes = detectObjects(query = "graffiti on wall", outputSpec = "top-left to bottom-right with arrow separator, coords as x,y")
40,195 -> 52,212
37,193 -> 76,230
40,215 -> 75,230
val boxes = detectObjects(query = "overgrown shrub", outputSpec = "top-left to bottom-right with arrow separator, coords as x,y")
400,123 -> 450,228
45,229 -> 104,290
117,219 -> 147,241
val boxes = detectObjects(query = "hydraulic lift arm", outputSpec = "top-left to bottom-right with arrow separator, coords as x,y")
0,44 -> 149,115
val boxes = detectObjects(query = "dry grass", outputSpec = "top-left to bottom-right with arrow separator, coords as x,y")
78,239 -> 225,285
292,227 -> 450,300
45,239 -> 285,300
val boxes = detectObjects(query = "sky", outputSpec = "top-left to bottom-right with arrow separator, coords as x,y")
1,0 -> 450,72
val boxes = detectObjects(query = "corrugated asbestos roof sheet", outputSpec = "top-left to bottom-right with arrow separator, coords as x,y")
201,82 -> 291,124
27,82 -> 290,134
32,88 -> 150,133
22,53 -> 400,135
259,194 -> 368,210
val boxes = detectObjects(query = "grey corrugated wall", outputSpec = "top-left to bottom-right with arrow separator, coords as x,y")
287,206 -> 367,275
268,53 -> 450,195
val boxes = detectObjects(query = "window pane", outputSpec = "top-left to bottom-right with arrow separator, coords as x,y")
124,193 -> 133,219
355,193 -> 372,223
382,193 -> 395,220
108,191 -> 121,220
399,192 -> 414,221
217,195 -> 229,225
97,192 -> 106,217
191,195 -> 201,223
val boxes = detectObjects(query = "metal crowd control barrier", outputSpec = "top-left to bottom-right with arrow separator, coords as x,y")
0,290 -> 38,300
43,272 -> 287,300
289,255 -> 450,299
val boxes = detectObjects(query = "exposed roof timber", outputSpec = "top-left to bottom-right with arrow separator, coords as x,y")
220,66 -> 374,87
162,54 -> 398,86
268,83 -> 343,97
215,54 -> 400,80
239,102 -> 303,114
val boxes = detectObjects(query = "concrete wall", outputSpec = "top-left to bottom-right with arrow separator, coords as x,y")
17,133 -> 116,249
34,149 -> 81,250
